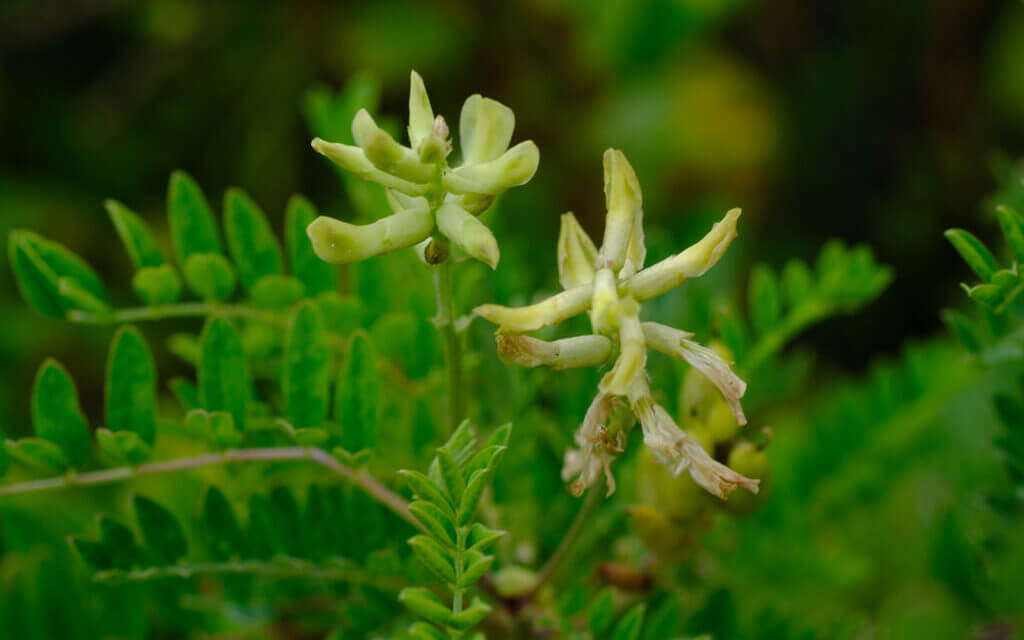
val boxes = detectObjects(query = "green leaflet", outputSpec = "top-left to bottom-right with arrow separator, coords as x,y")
317,292 -> 364,337
408,534 -> 456,583
945,228 -> 998,282
105,199 -> 165,268
587,587 -> 616,635
9,230 -> 108,317
183,253 -> 236,301
748,264 -> 781,335
131,264 -> 183,306
95,429 -> 152,465
105,326 -> 157,445
32,359 -> 91,468
334,330 -> 380,452
223,187 -> 284,291
169,377 -> 199,411
611,604 -> 646,640
283,301 -> 331,429
268,486 -> 304,557
398,587 -> 453,626
250,274 -> 305,309
4,438 -> 68,473
995,205 -> 1024,265
100,515 -> 140,570
642,599 -> 680,640
201,486 -> 248,561
134,495 -> 188,565
286,195 -> 336,295
198,317 -> 250,429
168,170 -> 222,263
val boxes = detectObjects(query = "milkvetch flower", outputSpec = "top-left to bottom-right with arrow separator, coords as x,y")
476,149 -> 758,500
306,70 -> 539,269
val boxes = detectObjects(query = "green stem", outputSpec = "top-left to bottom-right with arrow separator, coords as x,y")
528,477 -> 604,598
433,256 -> 466,433
92,557 -> 406,589
0,447 -> 423,534
741,300 -> 831,375
67,303 -> 287,327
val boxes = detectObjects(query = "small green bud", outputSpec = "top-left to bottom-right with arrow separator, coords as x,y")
436,203 -> 500,269
306,207 -> 435,264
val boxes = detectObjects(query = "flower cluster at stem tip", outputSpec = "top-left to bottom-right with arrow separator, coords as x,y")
306,70 -> 539,269
474,150 -> 760,500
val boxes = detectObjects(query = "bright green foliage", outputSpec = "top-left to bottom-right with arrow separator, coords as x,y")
95,428 -> 152,465
105,199 -> 165,269
183,253 -> 237,300
8,230 -> 108,317
3,438 -> 68,473
131,264 -> 183,305
335,330 -> 380,453
198,317 -> 249,429
30,359 -> 91,468
223,187 -> 284,291
283,300 -> 331,429
947,205 -> 1024,311
397,421 -> 508,638
250,274 -> 305,309
167,170 -> 223,263
105,326 -> 157,445
286,195 -> 337,295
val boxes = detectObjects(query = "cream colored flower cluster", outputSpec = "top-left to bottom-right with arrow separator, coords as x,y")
475,150 -> 759,500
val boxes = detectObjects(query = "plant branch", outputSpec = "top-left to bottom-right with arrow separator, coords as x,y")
91,556 -> 407,589
68,302 -> 288,327
432,256 -> 467,433
741,300 -> 830,375
0,447 -> 422,533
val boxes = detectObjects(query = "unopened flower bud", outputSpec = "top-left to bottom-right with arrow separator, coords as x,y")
599,149 -> 643,271
443,141 -> 539,195
558,212 -> 598,290
459,94 -> 515,164
626,208 -> 741,301
436,203 -> 500,269
474,283 -> 593,333
311,138 -> 427,196
496,334 -> 612,370
306,206 -> 434,264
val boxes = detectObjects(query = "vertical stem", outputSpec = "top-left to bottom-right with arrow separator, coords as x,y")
433,256 -> 466,433
528,477 -> 605,598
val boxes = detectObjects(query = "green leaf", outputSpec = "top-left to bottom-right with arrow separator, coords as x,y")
448,597 -> 492,631
398,469 -> 456,518
95,428 -> 152,465
250,274 -> 305,309
408,534 -> 456,583
437,448 -> 466,503
335,330 -> 379,452
996,205 -> 1024,265
131,264 -> 183,305
945,228 -> 998,281
9,230 -> 107,317
715,308 -> 749,363
105,327 -> 157,445
458,468 -> 490,526
443,419 -> 477,470
408,622 -> 447,640
269,486 -> 304,556
105,199 -> 165,268
409,500 -> 456,547
748,264 -> 781,335
286,195 -> 336,295
71,537 -> 111,570
398,587 -> 453,626
466,523 -> 505,552
223,187 -> 284,291
294,427 -> 330,446
169,377 -> 199,411
198,317 -> 250,428
465,444 -> 507,479
284,301 -> 331,429
168,170 -> 222,263
209,411 -> 243,449
246,493 -> 280,557
183,253 -> 237,301
642,598 -> 679,640
456,551 -> 494,588
483,423 -> 512,450
611,603 -> 646,640
587,587 -> 616,634
4,438 -> 68,473
201,486 -> 248,561
100,515 -> 139,570
134,495 -> 188,565
32,359 -> 90,467
781,259 -> 813,309
942,310 -> 982,354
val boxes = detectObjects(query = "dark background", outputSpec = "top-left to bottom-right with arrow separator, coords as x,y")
1,0 -> 1023,426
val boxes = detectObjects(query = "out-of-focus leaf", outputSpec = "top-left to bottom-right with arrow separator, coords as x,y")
201,486 -> 247,561
183,253 -> 236,301
106,199 -> 165,268
105,326 -> 157,445
250,274 -> 305,309
168,170 -> 222,263
945,229 -> 998,281
3,437 -> 68,473
223,187 -> 284,291
198,317 -> 249,428
334,330 -> 379,452
32,358 -> 90,468
748,264 -> 781,335
134,495 -> 188,565
9,230 -> 108,317
131,264 -> 183,305
611,603 -> 646,640
286,195 -> 337,295
284,300 -> 331,429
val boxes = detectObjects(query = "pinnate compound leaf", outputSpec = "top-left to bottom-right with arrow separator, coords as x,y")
398,469 -> 456,517
134,495 -> 188,565
105,199 -> 165,268
409,500 -> 457,547
32,359 -> 91,468
286,195 -> 336,295
408,534 -> 456,583
611,603 -> 646,640
335,330 -> 379,452
448,597 -> 492,631
168,170 -> 222,263
132,264 -> 183,305
399,587 -> 453,626
198,317 -> 249,429
284,301 -> 330,429
223,187 -> 284,291
183,253 -> 236,301
105,326 -> 157,444
9,230 -> 107,317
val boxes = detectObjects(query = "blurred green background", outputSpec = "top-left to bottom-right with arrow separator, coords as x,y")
2,0 -> 1024,637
